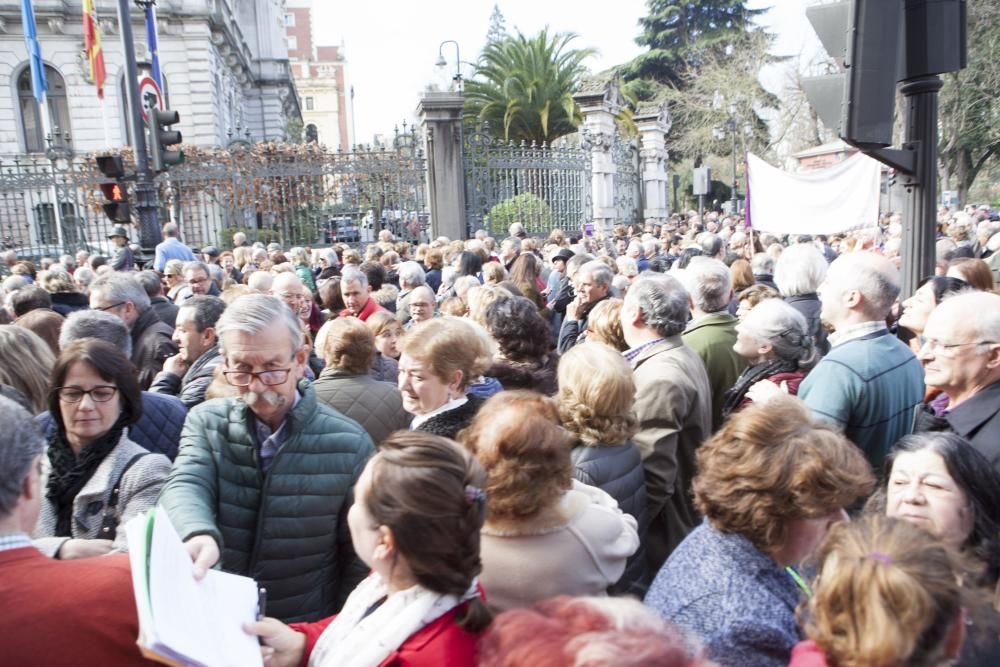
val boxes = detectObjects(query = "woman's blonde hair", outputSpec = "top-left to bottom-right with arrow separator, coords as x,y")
803,515 -> 965,667
0,325 -> 55,413
693,396 -> 874,556
482,261 -> 507,285
585,298 -> 627,351
400,317 -> 492,391
365,310 -> 403,338
557,342 -> 637,446
467,284 -> 512,328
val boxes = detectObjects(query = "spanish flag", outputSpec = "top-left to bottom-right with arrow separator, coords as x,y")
82,0 -> 106,98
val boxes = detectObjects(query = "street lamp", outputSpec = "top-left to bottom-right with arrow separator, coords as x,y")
712,102 -> 750,216
436,40 -> 462,91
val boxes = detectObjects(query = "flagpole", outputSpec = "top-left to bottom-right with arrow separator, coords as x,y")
101,97 -> 112,147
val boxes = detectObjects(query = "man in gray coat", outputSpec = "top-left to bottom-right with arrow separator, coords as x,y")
159,295 -> 375,622
149,295 -> 226,409
621,273 -> 712,581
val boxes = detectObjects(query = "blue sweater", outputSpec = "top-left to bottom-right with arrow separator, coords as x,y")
645,522 -> 802,667
799,330 -> 923,469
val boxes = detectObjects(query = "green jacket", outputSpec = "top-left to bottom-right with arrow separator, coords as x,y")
158,382 -> 375,622
682,313 -> 748,431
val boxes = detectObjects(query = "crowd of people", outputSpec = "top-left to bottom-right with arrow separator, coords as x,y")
1,204 -> 1000,666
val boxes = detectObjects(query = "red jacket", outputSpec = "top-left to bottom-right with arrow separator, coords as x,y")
339,297 -> 386,322
0,547 -> 156,666
788,640 -> 830,667
290,602 -> 481,667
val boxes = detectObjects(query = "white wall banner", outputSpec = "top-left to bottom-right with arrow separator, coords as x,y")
746,152 -> 881,235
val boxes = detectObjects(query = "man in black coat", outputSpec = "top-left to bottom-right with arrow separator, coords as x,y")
915,292 -> 1000,473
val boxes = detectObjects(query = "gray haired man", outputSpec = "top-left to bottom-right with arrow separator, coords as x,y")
159,294 -> 374,622
89,272 -> 177,389
621,273 -> 711,579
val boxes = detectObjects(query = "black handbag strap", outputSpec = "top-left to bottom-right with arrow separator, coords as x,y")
99,453 -> 148,542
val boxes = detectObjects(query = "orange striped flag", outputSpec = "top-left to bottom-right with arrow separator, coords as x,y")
82,0 -> 106,98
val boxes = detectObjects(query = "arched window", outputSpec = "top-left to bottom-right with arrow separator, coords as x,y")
305,124 -> 318,143
17,64 -> 71,153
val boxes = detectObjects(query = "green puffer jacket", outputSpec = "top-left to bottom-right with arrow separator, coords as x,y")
158,382 -> 375,622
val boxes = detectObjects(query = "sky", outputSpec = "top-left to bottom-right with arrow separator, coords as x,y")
313,1 -> 826,144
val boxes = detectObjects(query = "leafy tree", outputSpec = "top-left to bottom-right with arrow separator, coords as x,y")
486,4 -> 507,45
615,0 -> 779,164
622,0 -> 767,96
486,192 -> 553,234
464,29 -> 597,145
938,0 -> 999,205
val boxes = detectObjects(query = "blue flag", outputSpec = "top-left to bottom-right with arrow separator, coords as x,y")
145,3 -> 162,90
20,0 -> 47,104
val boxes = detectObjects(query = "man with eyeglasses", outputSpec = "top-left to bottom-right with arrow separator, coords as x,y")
89,272 -> 177,390
182,261 -> 216,298
0,396 -> 154,665
914,291 -> 1000,473
159,294 -> 375,623
405,284 -> 437,329
798,252 -> 924,469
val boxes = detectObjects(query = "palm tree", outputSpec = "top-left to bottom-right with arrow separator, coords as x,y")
464,29 -> 597,145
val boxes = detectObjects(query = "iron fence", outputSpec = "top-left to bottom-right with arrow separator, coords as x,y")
463,122 -> 593,238
0,125 -> 429,261
612,135 -> 641,227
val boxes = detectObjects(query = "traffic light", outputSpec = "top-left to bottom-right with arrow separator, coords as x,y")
802,0 -> 967,152
96,155 -> 131,223
801,0 -> 904,150
147,109 -> 184,173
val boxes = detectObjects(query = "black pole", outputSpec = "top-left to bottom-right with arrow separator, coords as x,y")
730,119 -> 738,215
116,0 -> 160,256
898,75 -> 943,298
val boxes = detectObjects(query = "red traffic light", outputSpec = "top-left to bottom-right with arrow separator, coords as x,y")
99,182 -> 125,201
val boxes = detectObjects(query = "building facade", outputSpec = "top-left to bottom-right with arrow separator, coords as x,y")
285,0 -> 350,151
0,0 -> 300,155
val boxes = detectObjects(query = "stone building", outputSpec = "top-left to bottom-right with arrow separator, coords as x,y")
0,0 -> 300,155
285,0 -> 350,150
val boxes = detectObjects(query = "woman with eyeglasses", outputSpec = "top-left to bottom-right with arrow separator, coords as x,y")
32,339 -> 171,560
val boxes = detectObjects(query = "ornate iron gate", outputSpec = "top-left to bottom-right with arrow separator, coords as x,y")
463,123 -> 592,238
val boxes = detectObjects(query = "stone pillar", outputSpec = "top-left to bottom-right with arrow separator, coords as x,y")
635,103 -> 672,224
573,78 -> 623,237
416,92 -> 467,241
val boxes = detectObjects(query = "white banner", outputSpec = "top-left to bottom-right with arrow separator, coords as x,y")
746,152 -> 881,235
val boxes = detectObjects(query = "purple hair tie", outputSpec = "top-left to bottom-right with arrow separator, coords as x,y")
464,485 -> 486,506
868,551 -> 893,566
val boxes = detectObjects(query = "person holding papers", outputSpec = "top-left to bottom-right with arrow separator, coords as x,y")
0,396 -> 154,666
159,295 -> 375,622
245,431 -> 491,667
33,339 -> 171,558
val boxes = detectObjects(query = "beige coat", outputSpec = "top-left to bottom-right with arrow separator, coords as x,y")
630,336 -> 712,577
479,481 -> 639,613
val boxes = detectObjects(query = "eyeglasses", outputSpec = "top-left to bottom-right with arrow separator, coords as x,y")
410,301 -> 434,309
222,368 -> 292,387
96,302 -> 126,312
188,277 -> 208,285
278,292 -> 306,302
55,385 -> 119,403
920,338 -> 998,353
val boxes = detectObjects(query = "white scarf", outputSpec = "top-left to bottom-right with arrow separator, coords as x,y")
308,573 -> 477,667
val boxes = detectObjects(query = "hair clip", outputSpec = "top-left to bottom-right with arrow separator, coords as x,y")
464,485 -> 486,506
868,551 -> 893,566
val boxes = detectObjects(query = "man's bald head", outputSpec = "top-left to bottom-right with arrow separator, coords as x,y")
822,251 -> 900,321
931,291 -> 1000,345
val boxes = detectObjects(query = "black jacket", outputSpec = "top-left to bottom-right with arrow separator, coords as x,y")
130,308 -> 178,390
571,440 -> 649,597
914,380 -> 1000,475
149,345 -> 222,409
50,291 -> 90,317
150,295 -> 179,329
784,293 -> 830,356
415,395 -> 484,440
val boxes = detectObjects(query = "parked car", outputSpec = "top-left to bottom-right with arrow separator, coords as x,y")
325,217 -> 360,244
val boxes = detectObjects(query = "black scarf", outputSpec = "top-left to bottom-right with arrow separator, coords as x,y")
46,413 -> 129,537
721,359 -> 798,421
